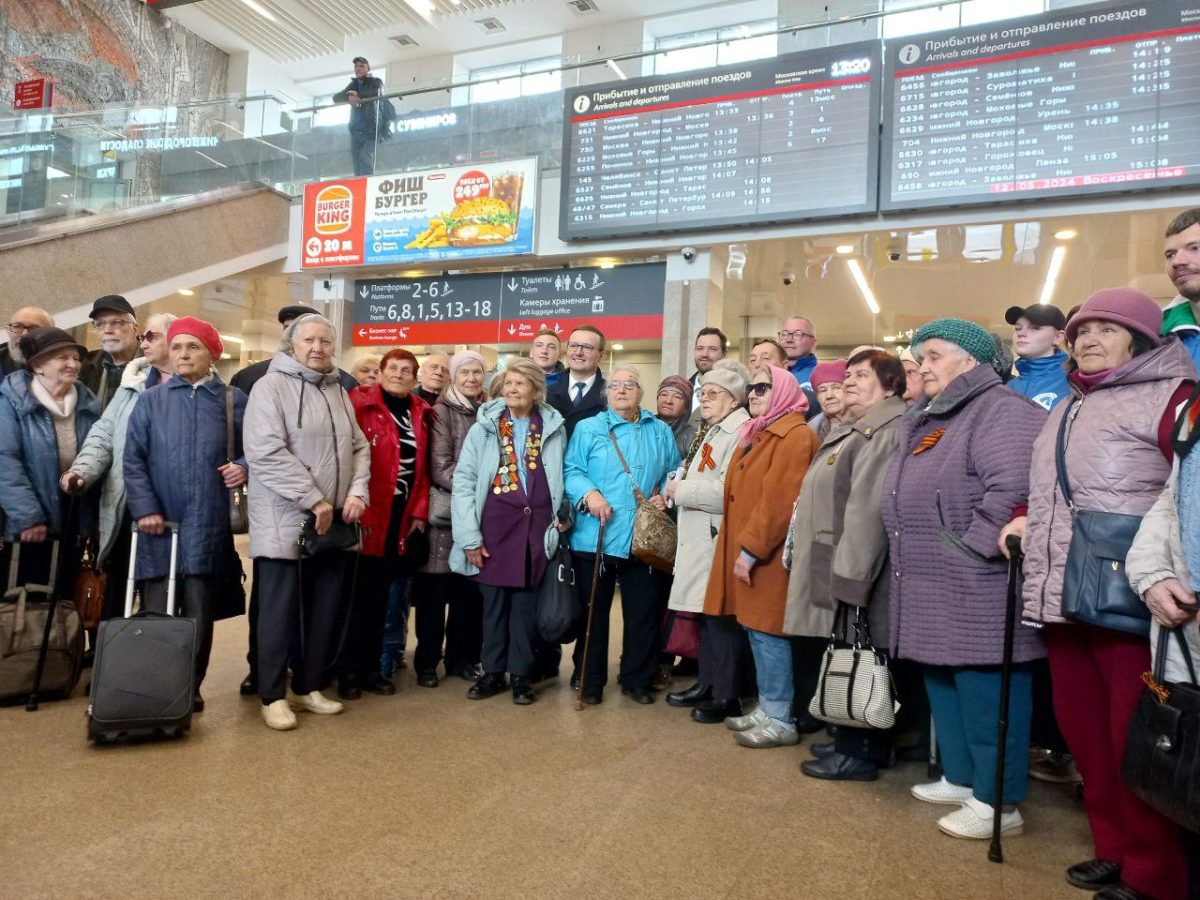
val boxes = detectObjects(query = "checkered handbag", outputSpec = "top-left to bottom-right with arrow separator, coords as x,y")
809,603 -> 897,730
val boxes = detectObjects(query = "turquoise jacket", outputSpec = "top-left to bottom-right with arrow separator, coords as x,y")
564,407 -> 680,559
450,399 -> 567,577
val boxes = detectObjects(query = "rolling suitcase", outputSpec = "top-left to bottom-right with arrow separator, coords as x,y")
0,540 -> 84,708
88,523 -> 197,743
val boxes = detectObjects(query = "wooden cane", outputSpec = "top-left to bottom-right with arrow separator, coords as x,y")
575,518 -> 606,711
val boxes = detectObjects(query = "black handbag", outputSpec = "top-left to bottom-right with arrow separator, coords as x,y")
536,543 -> 579,644
298,511 -> 360,558
1055,405 -> 1152,636
1120,626 -> 1200,832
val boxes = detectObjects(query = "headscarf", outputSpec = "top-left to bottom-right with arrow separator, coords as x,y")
738,365 -> 808,447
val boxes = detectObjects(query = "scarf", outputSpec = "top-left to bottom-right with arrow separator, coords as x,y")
30,376 -> 78,474
738,365 -> 808,447
444,384 -> 480,412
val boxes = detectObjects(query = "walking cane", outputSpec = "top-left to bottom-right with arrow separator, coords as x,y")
989,533 -> 1024,863
575,518 -> 606,711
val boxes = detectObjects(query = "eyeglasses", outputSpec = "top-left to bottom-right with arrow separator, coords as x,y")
777,329 -> 814,341
6,322 -> 38,335
698,388 -> 727,401
137,330 -> 163,344
567,342 -> 599,354
92,317 -> 134,331
746,382 -> 772,397
609,380 -> 639,391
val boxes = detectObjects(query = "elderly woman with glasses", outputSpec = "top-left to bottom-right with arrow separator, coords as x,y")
564,365 -> 680,705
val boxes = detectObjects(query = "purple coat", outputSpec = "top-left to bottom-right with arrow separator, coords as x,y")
881,365 -> 1046,666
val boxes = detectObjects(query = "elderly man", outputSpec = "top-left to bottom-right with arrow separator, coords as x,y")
81,295 -> 140,410
1,306 -> 54,374
529,328 -> 565,389
687,327 -> 727,412
416,352 -> 450,405
748,338 -> 786,373
778,315 -> 818,389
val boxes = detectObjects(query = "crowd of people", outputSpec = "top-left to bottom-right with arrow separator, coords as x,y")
3,209 -> 1200,899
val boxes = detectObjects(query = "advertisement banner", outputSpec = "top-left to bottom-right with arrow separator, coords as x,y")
300,157 -> 538,270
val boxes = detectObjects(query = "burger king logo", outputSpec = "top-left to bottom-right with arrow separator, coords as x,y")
313,184 -> 353,235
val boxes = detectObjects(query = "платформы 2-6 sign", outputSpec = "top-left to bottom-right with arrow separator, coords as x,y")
300,157 -> 538,269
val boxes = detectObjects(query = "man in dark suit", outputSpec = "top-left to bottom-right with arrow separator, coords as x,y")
546,324 -> 608,439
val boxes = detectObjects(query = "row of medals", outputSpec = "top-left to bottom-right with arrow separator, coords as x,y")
494,441 -> 539,493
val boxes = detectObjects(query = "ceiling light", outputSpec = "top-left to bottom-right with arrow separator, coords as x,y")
238,0 -> 276,22
606,59 -> 627,80
598,260 -> 615,269
612,343 -> 624,351
219,334 -> 243,345
846,259 -> 880,315
883,335 -> 897,343
835,244 -> 854,255
177,288 -> 194,296
1054,228 -> 1078,241
1038,245 -> 1068,306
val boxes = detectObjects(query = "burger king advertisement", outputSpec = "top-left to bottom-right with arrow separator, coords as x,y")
300,157 -> 537,270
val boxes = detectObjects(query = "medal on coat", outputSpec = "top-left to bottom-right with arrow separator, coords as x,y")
494,412 -> 543,493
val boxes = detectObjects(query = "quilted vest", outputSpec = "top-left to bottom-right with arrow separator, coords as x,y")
1022,341 -> 1195,624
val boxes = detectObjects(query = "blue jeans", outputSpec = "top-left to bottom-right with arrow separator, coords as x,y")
924,664 -> 1034,806
379,575 -> 411,677
746,628 -> 794,725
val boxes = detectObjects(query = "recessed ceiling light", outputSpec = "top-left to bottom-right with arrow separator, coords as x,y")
178,288 -> 194,296
846,259 -> 881,315
612,343 -> 624,351
599,260 -> 615,269
238,0 -> 276,22
1054,228 -> 1078,241
835,244 -> 854,255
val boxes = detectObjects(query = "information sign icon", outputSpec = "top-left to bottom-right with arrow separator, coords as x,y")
898,44 -> 921,65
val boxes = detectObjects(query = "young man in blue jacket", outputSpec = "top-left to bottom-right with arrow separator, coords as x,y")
1004,304 -> 1069,411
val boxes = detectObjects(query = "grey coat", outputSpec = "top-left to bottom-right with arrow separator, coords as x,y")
243,352 -> 370,560
422,393 -> 478,575
784,396 -> 906,646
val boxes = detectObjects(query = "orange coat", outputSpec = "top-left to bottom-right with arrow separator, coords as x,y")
703,412 -> 818,636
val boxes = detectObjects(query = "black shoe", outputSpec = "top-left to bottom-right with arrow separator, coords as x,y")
417,670 -> 439,688
1095,884 -> 1150,900
800,751 -> 880,782
1066,860 -> 1122,891
451,663 -> 482,681
364,673 -> 396,695
192,693 -> 205,713
794,711 -> 825,734
666,682 -> 711,708
691,698 -> 742,724
621,685 -> 656,704
239,673 -> 256,696
337,676 -> 362,701
582,691 -> 603,705
809,740 -> 836,760
570,672 -> 580,691
467,673 -> 507,700
511,676 -> 535,705
532,666 -> 559,683
82,649 -> 95,669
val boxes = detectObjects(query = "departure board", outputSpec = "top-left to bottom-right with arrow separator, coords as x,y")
882,0 -> 1200,211
560,43 -> 880,240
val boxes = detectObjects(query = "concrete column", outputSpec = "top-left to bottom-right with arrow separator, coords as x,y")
662,250 -> 725,378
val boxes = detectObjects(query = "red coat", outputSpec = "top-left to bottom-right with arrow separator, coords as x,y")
349,384 -> 431,558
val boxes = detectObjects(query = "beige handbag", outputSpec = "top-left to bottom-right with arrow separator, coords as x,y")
608,430 -> 676,573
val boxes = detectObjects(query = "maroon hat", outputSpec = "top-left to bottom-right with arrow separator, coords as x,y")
1004,304 -> 1066,330
1064,288 -> 1163,347
167,316 -> 223,359
809,358 -> 847,391
657,374 -> 693,407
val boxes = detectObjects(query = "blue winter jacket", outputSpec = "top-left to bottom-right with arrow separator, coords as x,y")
1007,350 -> 1071,412
123,373 -> 247,580
0,371 -> 99,540
564,407 -> 680,559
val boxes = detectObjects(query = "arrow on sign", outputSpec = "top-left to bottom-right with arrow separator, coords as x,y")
553,323 -> 560,332
359,287 -> 369,298
357,328 -> 367,337
507,325 -> 517,335
507,278 -> 519,292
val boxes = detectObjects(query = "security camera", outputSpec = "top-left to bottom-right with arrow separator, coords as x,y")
781,269 -> 796,286
887,250 -> 902,262
681,246 -> 697,262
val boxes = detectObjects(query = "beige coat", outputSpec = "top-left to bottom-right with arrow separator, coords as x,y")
667,407 -> 750,613
783,396 -> 905,645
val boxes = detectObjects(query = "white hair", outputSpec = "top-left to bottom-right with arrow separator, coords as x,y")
280,313 -> 338,356
610,364 -> 643,388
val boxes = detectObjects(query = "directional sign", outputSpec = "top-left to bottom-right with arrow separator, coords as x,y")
352,262 -> 666,346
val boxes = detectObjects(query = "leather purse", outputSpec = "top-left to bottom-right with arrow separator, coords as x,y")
809,604 -> 897,730
662,609 -> 701,659
428,485 -> 452,528
608,430 -> 677,573
71,544 -> 106,630
297,511 -> 361,558
1120,626 -> 1200,832
226,385 -> 249,535
1055,406 -> 1151,636
536,543 -> 579,644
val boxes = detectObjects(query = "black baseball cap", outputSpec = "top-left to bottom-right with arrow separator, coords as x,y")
90,294 -> 135,319
352,56 -> 369,66
1004,304 -> 1067,330
278,304 -> 320,325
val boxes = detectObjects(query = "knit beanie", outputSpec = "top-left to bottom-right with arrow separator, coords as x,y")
1065,288 -> 1164,347
699,359 -> 750,401
657,374 -> 694,408
449,349 -> 486,380
809,359 -> 847,391
911,318 -> 996,365
167,316 -> 223,359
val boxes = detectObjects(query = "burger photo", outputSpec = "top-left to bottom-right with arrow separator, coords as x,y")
444,196 -> 518,246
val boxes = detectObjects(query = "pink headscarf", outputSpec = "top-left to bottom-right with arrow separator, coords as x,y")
738,365 -> 809,447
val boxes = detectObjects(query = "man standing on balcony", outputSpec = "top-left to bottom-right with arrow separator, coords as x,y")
334,57 -> 383,177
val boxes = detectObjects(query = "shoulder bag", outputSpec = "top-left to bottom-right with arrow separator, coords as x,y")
809,603 -> 897,730
71,541 -> 106,630
1120,626 -> 1200,832
226,385 -> 249,535
608,430 -> 676,573
428,485 -> 452,527
1055,405 -> 1152,636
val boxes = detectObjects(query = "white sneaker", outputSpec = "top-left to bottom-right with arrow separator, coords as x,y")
290,690 -> 344,715
733,719 -> 801,748
725,706 -> 769,732
937,796 -> 1023,839
911,776 -> 975,805
262,699 -> 297,731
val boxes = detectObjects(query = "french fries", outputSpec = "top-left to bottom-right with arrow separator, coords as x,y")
404,216 -> 450,249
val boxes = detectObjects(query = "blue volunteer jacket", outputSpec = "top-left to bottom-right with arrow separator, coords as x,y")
1007,350 -> 1070,412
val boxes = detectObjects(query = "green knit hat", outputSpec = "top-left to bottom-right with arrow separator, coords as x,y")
911,318 -> 996,365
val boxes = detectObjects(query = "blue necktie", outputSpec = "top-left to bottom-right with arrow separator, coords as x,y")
572,382 -> 585,408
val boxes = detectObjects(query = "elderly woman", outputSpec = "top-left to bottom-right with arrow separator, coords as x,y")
1008,290 -> 1194,898
0,327 -> 99,584
784,350 -> 908,780
244,314 -> 370,731
342,348 -> 431,699
656,375 -> 697,458
807,359 -> 848,440
705,365 -> 818,748
414,349 -> 486,688
881,318 -> 1045,839
122,317 -> 248,710
565,365 -> 679,705
64,313 -> 175,624
664,360 -> 752,723
350,354 -> 381,387
450,359 -> 567,705
898,347 -> 923,406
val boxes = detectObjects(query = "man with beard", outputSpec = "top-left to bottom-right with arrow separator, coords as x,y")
1163,207 -> 1200,370
687,327 -> 727,413
81,296 -> 140,410
1,307 -> 54,374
